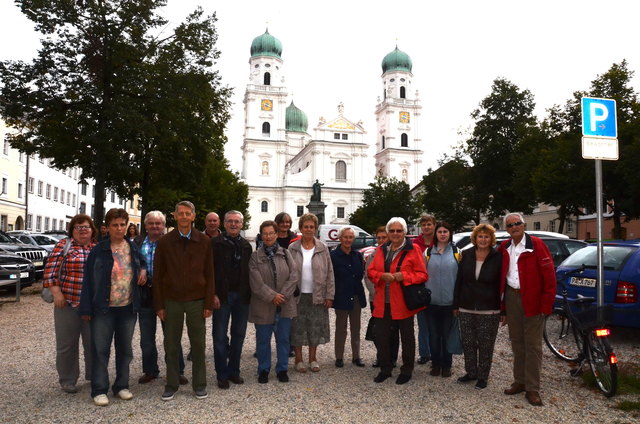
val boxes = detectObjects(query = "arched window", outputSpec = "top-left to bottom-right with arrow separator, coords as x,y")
381,136 -> 385,149
401,133 -> 408,147
400,86 -> 406,99
261,200 -> 268,213
264,72 -> 271,85
335,160 -> 346,181
262,122 -> 270,137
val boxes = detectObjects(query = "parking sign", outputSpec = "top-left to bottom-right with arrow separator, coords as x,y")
581,97 -> 617,138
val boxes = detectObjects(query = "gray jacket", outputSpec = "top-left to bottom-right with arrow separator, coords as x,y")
248,246 -> 299,324
288,238 -> 335,305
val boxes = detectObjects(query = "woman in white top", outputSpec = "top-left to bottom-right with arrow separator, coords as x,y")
288,213 -> 335,373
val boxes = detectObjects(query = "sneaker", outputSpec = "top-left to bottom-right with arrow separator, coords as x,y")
93,394 -> 109,406
195,389 -> 208,399
277,371 -> 289,383
475,379 -> 488,389
61,384 -> 78,393
117,389 -> 133,400
258,371 -> 269,384
161,389 -> 176,401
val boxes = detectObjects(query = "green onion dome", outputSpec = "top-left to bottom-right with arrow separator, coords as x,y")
250,29 -> 283,58
381,46 -> 412,73
286,101 -> 308,133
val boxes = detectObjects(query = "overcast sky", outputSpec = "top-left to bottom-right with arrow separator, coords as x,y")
2,0 -> 639,176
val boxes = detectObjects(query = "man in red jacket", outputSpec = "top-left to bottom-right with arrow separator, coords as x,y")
499,213 -> 556,406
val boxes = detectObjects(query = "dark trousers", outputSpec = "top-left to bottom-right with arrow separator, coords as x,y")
370,302 -> 398,363
138,307 -> 185,377
426,304 -> 454,369
375,304 -> 415,376
459,312 -> 500,380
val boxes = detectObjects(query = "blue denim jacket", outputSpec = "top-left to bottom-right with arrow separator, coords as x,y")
78,238 -> 146,316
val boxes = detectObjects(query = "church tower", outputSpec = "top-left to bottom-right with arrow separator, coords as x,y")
241,29 -> 289,184
374,46 -> 423,187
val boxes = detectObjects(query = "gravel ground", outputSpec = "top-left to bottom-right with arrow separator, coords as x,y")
1,284 -> 639,424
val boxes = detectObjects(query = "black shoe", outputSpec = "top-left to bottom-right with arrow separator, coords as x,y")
457,374 -> 477,383
277,371 -> 289,383
258,371 -> 269,384
229,376 -> 244,385
396,374 -> 411,385
373,372 -> 391,383
475,379 -> 487,389
352,358 -> 365,367
430,367 -> 441,376
417,356 -> 430,365
179,375 -> 189,385
441,368 -> 452,378
335,359 -> 344,368
217,379 -> 230,389
372,360 -> 379,368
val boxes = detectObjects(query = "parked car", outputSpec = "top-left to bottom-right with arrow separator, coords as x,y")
556,241 -> 640,328
0,252 -> 36,292
0,231 -> 48,280
459,232 -> 587,267
8,231 -> 59,253
453,230 -> 569,250
43,230 -> 68,241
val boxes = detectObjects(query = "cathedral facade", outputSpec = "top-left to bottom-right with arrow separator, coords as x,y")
240,30 -> 424,238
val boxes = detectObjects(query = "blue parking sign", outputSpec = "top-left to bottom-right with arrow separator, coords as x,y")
582,97 -> 617,138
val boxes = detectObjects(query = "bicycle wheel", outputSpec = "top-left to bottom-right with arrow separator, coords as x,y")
543,310 -> 582,362
586,332 -> 617,397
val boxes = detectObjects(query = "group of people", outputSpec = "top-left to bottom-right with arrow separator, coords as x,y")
42,203 -> 556,408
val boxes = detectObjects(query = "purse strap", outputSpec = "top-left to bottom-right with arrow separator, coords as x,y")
395,250 -> 409,273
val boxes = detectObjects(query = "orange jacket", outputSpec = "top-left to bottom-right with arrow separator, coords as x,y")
367,240 -> 428,320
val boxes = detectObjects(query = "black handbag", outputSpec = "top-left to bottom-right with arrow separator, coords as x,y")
365,316 -> 376,341
396,251 -> 431,310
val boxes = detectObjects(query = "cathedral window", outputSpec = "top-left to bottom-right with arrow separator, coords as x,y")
341,134 -> 348,140
382,136 -> 385,149
334,133 -> 340,140
335,160 -> 347,181
297,205 -> 304,217
261,200 -> 268,213
400,86 -> 406,99
264,72 -> 271,85
337,207 -> 345,219
262,122 -> 270,137
401,133 -> 408,147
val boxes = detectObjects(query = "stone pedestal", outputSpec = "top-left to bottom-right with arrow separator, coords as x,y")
307,201 -> 327,225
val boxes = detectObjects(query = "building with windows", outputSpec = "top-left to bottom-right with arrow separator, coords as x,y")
241,30 -> 424,238
0,123 -> 26,231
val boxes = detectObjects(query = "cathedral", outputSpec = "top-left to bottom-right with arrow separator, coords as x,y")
240,30 -> 424,238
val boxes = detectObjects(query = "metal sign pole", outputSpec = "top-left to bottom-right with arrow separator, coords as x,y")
595,159 -> 604,307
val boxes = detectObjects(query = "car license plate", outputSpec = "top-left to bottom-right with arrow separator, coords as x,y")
569,277 -> 596,288
33,261 -> 43,267
20,272 -> 29,278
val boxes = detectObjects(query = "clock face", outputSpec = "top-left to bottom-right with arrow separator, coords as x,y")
261,99 -> 273,111
399,111 -> 410,123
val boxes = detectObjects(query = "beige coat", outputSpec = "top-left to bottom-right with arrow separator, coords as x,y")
288,238 -> 335,304
248,246 -> 299,324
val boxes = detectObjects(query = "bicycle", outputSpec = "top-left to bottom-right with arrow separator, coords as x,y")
543,266 -> 618,397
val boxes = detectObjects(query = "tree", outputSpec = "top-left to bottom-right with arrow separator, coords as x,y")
464,78 -> 540,218
0,1 -> 233,227
418,154 -> 482,231
349,176 -> 417,233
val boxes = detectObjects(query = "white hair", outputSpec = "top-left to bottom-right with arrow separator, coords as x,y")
337,226 -> 355,239
503,212 -> 525,227
144,210 -> 166,225
386,217 -> 408,233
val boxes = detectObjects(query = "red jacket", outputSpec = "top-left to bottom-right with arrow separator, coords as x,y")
368,240 -> 428,320
498,234 -> 556,317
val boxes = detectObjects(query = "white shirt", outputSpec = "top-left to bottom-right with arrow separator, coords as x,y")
300,245 -> 315,294
506,237 -> 526,289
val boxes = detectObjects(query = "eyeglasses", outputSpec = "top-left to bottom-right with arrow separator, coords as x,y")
74,225 -> 91,231
262,232 -> 276,237
226,219 -> 242,224
387,229 -> 404,233
506,221 -> 524,228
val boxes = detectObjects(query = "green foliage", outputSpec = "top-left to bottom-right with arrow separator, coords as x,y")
0,1 -> 236,227
349,176 -> 417,233
464,78 -> 540,218
418,154 -> 481,231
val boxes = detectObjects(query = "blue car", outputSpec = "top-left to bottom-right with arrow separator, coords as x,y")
556,240 -> 640,328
